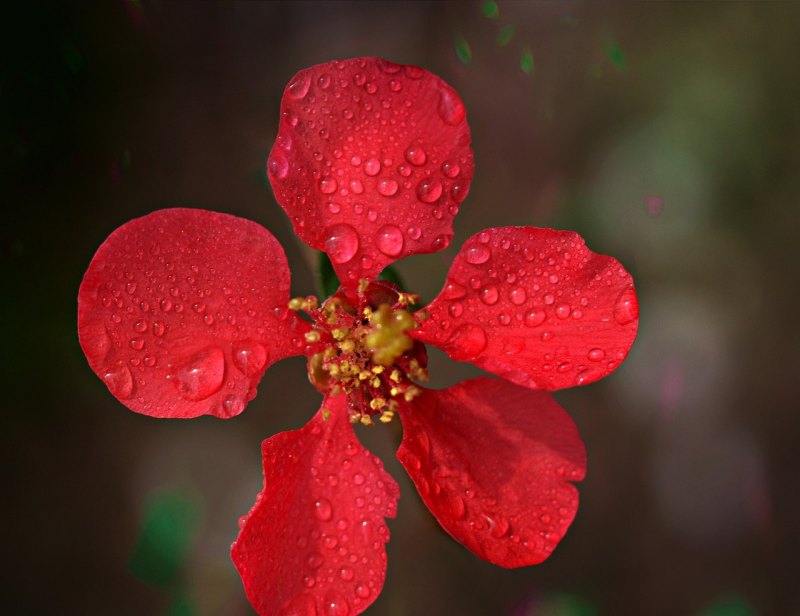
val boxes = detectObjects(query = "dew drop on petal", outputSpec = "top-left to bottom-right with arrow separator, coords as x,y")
375,225 -> 404,256
555,303 -> 572,319
314,497 -> 333,521
287,75 -> 311,99
363,158 -> 381,176
588,348 -> 606,361
465,243 -> 490,265
268,154 -> 289,179
416,178 -> 443,203
437,86 -> 466,125
324,224 -> 360,264
614,286 -> 638,324
323,591 -> 352,616
171,346 -> 225,401
232,342 -> 268,376
376,178 -> 398,197
102,360 -> 134,399
445,323 -> 488,360
441,161 -> 460,178
319,177 -> 338,194
405,146 -> 427,166
479,286 -> 499,305
509,287 -> 527,305
524,310 -> 546,328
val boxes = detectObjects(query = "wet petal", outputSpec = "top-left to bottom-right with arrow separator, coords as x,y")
78,208 -> 310,418
232,396 -> 399,616
268,57 -> 473,290
397,377 -> 585,567
411,226 -> 638,390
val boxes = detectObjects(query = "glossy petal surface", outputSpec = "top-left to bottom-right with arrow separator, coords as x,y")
412,227 -> 638,390
78,208 -> 309,418
397,377 -> 585,567
232,396 -> 399,616
268,57 -> 474,289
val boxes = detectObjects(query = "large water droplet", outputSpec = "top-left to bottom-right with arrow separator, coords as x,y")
524,310 -> 546,328
614,287 -> 638,325
445,323 -> 488,360
416,178 -> 442,203
314,497 -> 333,521
438,86 -> 466,125
510,287 -> 527,305
375,225 -> 404,256
233,342 -> 268,376
363,158 -> 381,176
319,177 -> 338,194
588,348 -> 606,361
171,346 -> 225,401
479,286 -> 499,305
323,591 -> 352,616
465,243 -> 490,265
287,74 -> 311,99
268,154 -> 289,179
102,360 -> 134,399
555,303 -> 572,319
324,224 -> 360,264
405,146 -> 427,166
376,178 -> 398,197
441,281 -> 466,300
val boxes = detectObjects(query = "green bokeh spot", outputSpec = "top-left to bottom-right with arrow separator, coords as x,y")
604,40 -> 626,71
537,592 -> 597,616
520,48 -> 535,74
129,491 -> 200,589
497,24 -> 515,47
454,34 -> 472,65
700,596 -> 754,616
482,1 -> 499,19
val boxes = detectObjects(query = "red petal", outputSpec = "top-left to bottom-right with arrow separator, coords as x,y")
268,57 -> 473,288
78,208 -> 309,418
397,377 -> 585,567
411,227 -> 638,390
232,396 -> 399,616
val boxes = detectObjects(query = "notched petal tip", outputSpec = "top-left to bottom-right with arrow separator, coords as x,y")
268,57 -> 474,287
397,377 -> 586,568
78,208 -> 310,418
232,395 -> 399,616
411,226 -> 639,391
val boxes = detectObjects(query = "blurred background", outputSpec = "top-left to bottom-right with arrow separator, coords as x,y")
3,1 -> 799,614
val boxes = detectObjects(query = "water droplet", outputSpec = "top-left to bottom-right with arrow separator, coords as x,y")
416,178 -> 442,203
349,179 -> 364,194
102,360 -> 134,399
339,567 -> 354,581
319,176 -> 337,194
405,146 -> 427,166
445,323 -> 488,360
221,395 -> 245,417
498,313 -> 511,325
233,342 -> 268,376
480,286 -> 499,305
355,584 -> 370,599
287,74 -> 311,99
363,158 -> 381,176
323,591 -> 352,616
324,224 -> 360,264
353,472 -> 365,486
327,201 -> 341,214
588,348 -> 605,361
448,302 -> 463,318
524,310 -> 546,328
485,514 -> 511,538
510,287 -> 527,305
269,154 -> 289,179
614,286 -> 638,325
133,320 -> 147,333
441,281 -> 466,300
171,346 -> 225,401
555,303 -> 571,319
152,321 -> 165,337
445,493 -> 466,519
407,226 -> 421,240
375,225 -> 404,256
465,243 -> 490,265
438,86 -> 466,125
376,178 -> 398,196
314,497 -> 333,521
543,293 -> 555,305
307,552 -> 323,569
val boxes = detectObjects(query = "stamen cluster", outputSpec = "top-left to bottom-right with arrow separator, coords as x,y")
290,280 -> 428,425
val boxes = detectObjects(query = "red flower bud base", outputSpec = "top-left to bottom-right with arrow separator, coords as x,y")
78,58 -> 638,615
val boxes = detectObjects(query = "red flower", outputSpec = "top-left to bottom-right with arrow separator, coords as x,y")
78,58 -> 638,615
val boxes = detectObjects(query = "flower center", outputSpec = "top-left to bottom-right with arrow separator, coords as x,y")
289,280 -> 428,425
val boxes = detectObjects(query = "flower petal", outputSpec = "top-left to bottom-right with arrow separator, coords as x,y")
411,226 -> 638,390
397,377 -> 585,567
78,208 -> 309,418
269,57 -> 473,289
232,396 -> 399,616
